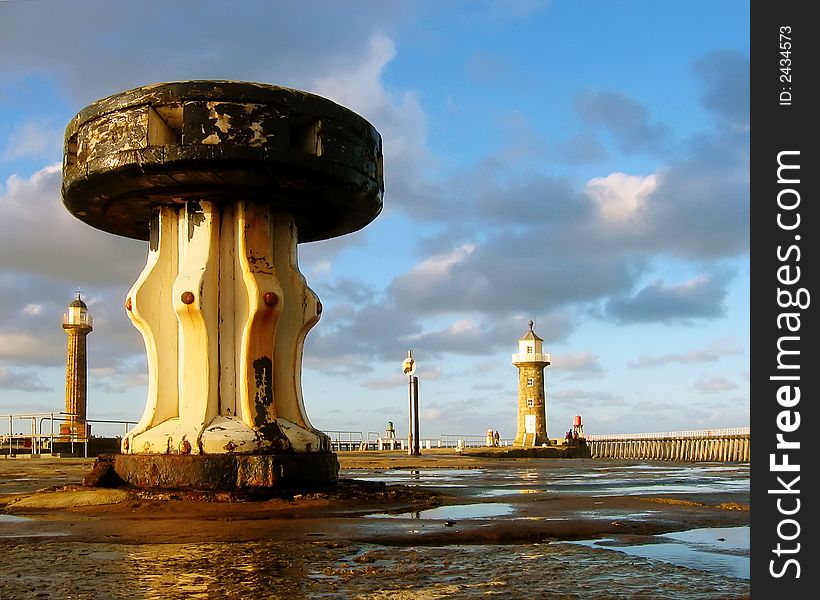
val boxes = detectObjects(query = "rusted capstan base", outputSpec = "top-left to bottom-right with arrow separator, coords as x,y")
112,452 -> 339,491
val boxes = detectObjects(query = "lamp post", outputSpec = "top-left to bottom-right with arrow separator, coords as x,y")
402,351 -> 419,456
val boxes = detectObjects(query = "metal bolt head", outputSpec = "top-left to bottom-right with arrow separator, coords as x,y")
181,291 -> 195,305
263,292 -> 278,307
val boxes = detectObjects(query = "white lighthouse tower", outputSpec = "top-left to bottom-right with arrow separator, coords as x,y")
62,293 -> 93,439
512,320 -> 550,446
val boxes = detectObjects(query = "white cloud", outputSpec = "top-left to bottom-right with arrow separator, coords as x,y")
0,331 -> 63,364
2,120 -> 60,161
0,164 -> 145,282
549,388 -> 626,406
311,33 -> 431,184
692,375 -> 738,394
312,33 -> 397,119
362,372 -> 409,390
310,260 -> 332,276
0,365 -> 52,392
605,271 -> 732,323
551,352 -> 603,380
586,172 -> 657,227
391,244 -> 477,304
628,336 -> 744,368
23,304 -> 43,317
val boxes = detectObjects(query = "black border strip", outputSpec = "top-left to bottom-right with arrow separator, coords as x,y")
751,2 -> 816,594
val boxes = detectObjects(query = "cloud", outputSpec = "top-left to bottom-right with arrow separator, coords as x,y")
554,131 -> 609,163
362,373 -> 411,391
2,119 -> 61,161
0,331 -> 64,366
306,51 -> 749,359
0,166 -> 161,375
312,32 -> 431,193
23,304 -> 43,317
574,89 -> 670,154
694,50 -> 750,131
0,1 -> 416,105
604,271 -> 733,323
552,352 -> 603,377
309,260 -> 332,277
692,375 -> 738,394
89,358 -> 148,393
641,137 -> 749,259
628,337 -> 744,368
473,0 -> 551,20
585,172 -> 657,227
0,366 -> 52,392
471,381 -> 505,391
0,165 -> 145,283
389,227 -> 639,317
549,388 -> 626,406
466,51 -> 509,84
0,3 -> 749,436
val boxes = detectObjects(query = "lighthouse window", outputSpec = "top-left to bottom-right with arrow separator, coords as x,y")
526,377 -> 534,387
526,345 -> 533,354
526,398 -> 534,407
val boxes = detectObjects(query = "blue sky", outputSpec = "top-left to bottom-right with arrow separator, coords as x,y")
0,0 -> 749,440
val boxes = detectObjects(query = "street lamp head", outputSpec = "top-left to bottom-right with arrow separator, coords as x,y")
402,350 -> 416,376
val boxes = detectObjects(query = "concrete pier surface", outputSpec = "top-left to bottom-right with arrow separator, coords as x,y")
1,452 -> 749,598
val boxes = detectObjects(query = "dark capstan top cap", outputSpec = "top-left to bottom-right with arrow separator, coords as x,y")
62,80 -> 384,243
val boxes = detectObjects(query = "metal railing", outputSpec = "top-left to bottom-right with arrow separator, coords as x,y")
63,313 -> 93,328
511,352 -> 551,363
324,430 -> 367,451
439,434 -> 512,448
586,427 -> 750,441
2,412 -> 136,458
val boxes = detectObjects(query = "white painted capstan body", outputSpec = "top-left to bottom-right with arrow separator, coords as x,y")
122,201 -> 328,456
512,320 -> 550,447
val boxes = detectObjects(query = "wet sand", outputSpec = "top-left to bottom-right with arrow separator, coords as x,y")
1,451 -> 750,598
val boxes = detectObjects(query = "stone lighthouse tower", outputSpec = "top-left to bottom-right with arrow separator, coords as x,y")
512,320 -> 550,446
62,294 -> 93,438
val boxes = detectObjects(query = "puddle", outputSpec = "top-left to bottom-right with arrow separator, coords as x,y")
0,513 -> 68,538
348,462 -> 749,498
89,551 -> 125,561
366,502 -> 515,520
0,514 -> 31,524
567,526 -> 749,580
0,531 -> 69,538
573,510 -> 661,521
477,487 -> 541,497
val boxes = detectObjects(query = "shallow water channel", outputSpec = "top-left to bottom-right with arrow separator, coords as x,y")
0,459 -> 750,598
346,459 -> 750,594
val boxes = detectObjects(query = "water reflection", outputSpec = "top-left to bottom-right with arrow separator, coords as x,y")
365,503 -> 516,520
6,540 -> 747,598
346,460 -> 749,497
567,526 -> 750,580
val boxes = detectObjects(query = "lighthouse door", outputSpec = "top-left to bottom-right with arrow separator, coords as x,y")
525,414 -> 536,434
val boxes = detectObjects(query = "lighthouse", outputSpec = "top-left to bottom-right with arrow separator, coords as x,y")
62,294 -> 93,438
512,320 -> 550,446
